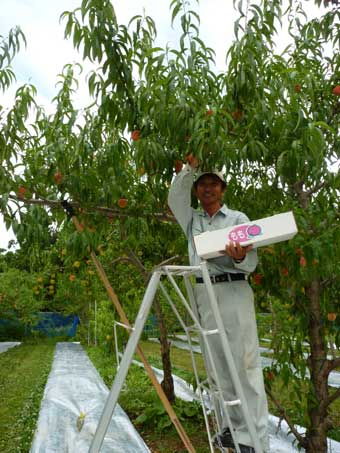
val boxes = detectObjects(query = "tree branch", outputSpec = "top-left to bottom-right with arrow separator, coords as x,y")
265,385 -> 307,448
111,252 -> 182,281
321,274 -> 339,288
329,357 -> 340,371
291,181 -> 309,210
126,250 -> 149,280
321,387 -> 340,412
8,195 -> 176,223
111,256 -> 135,267
151,255 -> 182,272
306,181 -> 326,197
111,250 -> 150,282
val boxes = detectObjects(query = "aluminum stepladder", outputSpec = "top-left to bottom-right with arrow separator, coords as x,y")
89,261 -> 263,453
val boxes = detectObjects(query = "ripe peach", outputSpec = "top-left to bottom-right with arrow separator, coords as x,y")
266,371 -> 275,381
299,256 -> 307,267
327,313 -> 337,322
118,198 -> 127,208
17,186 -> 26,199
175,160 -> 183,174
232,109 -> 244,121
54,171 -> 63,184
253,273 -> 263,285
131,130 -> 140,141
332,85 -> 340,96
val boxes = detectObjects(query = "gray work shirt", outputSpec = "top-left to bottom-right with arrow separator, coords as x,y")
168,164 -> 258,276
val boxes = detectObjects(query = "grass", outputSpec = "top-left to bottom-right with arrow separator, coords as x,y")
0,342 -> 55,453
0,337 -> 338,452
137,339 -> 207,382
86,343 -> 211,452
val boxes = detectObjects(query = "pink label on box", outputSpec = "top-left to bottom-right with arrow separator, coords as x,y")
228,224 -> 262,243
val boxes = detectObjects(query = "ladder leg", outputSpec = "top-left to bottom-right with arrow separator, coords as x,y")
89,271 -> 161,453
200,262 -> 263,453
183,276 -> 224,432
159,281 -> 215,453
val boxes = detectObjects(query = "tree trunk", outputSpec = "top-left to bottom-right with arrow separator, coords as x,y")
305,278 -> 329,453
153,296 -> 175,402
121,251 -> 176,403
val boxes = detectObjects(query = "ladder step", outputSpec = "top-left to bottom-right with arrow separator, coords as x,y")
202,328 -> 219,336
224,399 -> 241,407
198,382 -> 241,407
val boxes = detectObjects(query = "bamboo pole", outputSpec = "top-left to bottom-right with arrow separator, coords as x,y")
69,213 -> 195,452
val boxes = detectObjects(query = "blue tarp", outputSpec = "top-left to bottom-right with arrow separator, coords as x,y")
33,312 -> 79,337
0,312 -> 79,338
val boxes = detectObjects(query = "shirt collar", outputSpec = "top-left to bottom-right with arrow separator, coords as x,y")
198,203 -> 228,217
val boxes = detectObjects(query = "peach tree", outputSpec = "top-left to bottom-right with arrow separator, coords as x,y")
0,1 -> 339,451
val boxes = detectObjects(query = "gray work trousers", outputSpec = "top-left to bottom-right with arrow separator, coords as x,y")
194,280 -> 269,451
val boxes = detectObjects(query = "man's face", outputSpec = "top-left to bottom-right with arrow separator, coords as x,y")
194,175 -> 225,206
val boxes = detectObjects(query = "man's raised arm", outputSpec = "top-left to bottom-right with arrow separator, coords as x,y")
168,156 -> 198,236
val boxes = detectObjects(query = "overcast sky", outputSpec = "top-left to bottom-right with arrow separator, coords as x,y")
0,0 -> 327,250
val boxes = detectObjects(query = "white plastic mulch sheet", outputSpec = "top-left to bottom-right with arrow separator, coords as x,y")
0,342 -> 21,353
150,337 -> 340,389
30,342 -> 149,453
129,357 -> 340,453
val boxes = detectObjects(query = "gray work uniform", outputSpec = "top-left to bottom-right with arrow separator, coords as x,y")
168,164 -> 269,451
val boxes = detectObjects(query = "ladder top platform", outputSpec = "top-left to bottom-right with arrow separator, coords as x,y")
156,264 -> 202,277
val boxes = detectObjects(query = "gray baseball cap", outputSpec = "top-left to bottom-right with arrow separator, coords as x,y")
194,169 -> 226,187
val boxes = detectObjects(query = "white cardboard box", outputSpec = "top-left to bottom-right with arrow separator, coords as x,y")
193,211 -> 298,260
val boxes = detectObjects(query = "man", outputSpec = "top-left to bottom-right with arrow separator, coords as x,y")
168,155 -> 269,453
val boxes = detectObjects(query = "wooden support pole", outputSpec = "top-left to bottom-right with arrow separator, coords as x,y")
70,215 -> 195,453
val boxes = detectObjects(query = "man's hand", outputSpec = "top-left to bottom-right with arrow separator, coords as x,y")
185,153 -> 200,169
225,241 -> 253,262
